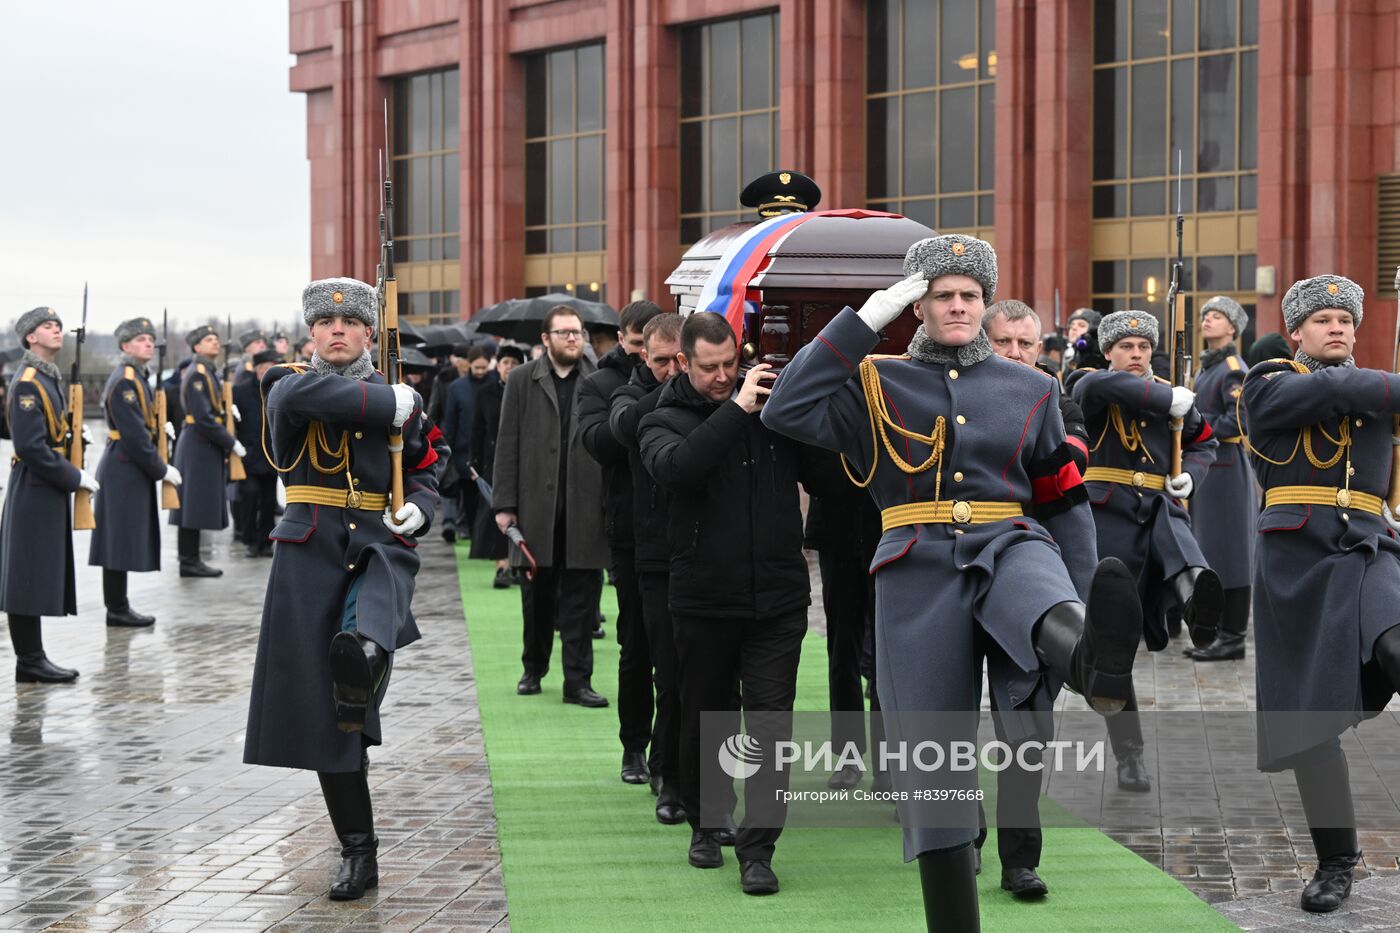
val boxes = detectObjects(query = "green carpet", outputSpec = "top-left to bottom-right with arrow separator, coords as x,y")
456,550 -> 1237,932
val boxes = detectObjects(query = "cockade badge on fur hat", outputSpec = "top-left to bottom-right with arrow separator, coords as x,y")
115,317 -> 157,345
1282,275 -> 1363,332
1200,295 -> 1248,338
303,278 -> 377,328
1098,310 -> 1160,352
902,234 -> 998,301
15,307 -> 61,340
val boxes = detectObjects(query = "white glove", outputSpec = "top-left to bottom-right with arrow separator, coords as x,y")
78,470 -> 100,494
1168,386 -> 1196,419
383,502 -> 425,536
165,421 -> 176,440
231,440 -> 247,459
163,465 -> 183,487
856,273 -> 928,333
391,383 -> 417,428
1165,472 -> 1194,499
81,424 -> 93,446
231,403 -> 242,423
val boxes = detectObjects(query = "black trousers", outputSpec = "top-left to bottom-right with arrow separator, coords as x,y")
239,474 -> 278,546
974,691 -> 1045,870
520,521 -> 600,692
674,609 -> 806,864
177,527 -> 202,563
612,548 -> 652,757
639,571 -> 679,780
817,548 -> 873,754
1106,685 -> 1144,754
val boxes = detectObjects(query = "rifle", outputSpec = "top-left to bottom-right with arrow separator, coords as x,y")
70,284 -> 95,530
157,308 -> 179,509
1053,287 -> 1063,336
378,100 -> 406,514
1388,265 -> 1400,514
1166,150 -> 1190,478
222,315 -> 246,480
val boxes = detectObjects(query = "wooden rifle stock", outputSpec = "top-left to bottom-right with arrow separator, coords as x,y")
69,384 -> 95,529
156,390 -> 180,509
223,380 -> 246,480
1170,291 -> 1185,478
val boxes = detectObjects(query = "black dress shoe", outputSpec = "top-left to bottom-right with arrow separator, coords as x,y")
591,625 -> 606,639
714,821 -> 737,847
328,851 -> 378,901
1187,633 -> 1245,661
688,830 -> 723,868
329,632 -> 389,733
1001,867 -> 1049,899
740,859 -> 779,895
563,687 -> 609,708
1116,749 -> 1152,793
621,751 -> 650,784
827,763 -> 863,790
656,782 -> 686,825
106,608 -> 155,628
441,527 -> 456,544
179,560 -> 222,578
516,673 -> 542,695
1301,854 -> 1359,913
15,654 -> 78,684
493,568 -> 512,589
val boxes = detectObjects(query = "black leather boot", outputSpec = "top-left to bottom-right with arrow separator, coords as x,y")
1301,828 -> 1360,913
1115,741 -> 1152,792
9,616 -> 77,683
329,632 -> 389,733
103,570 -> 154,627
917,844 -> 980,932
1186,585 -> 1248,661
1034,558 -> 1142,714
1170,566 -> 1221,649
318,759 -> 378,901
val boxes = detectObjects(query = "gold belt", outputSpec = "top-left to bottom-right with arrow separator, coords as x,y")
1083,466 -> 1167,490
184,415 -> 195,424
881,500 -> 1024,531
284,485 -> 388,511
1219,436 -> 1242,445
109,430 -> 121,440
1263,485 -> 1382,515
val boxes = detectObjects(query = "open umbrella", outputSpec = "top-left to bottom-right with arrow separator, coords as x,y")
472,294 -> 619,343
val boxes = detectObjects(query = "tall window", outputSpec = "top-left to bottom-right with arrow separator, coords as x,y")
679,13 -> 780,243
865,0 -> 996,240
392,69 -> 460,324
1090,0 -> 1258,340
524,45 -> 605,302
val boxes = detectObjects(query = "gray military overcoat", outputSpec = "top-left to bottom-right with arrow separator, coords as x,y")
1190,351 -> 1257,590
169,356 -> 236,531
90,363 -> 163,573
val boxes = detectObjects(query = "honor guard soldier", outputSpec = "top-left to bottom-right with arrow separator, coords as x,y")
763,235 -> 1145,933
170,325 -> 246,577
1066,312 -> 1222,791
89,317 -> 182,627
0,307 -> 96,682
1241,273 -> 1400,914
739,169 -> 821,219
1186,296 -> 1257,661
236,330 -> 268,384
233,349 -> 282,556
244,277 -> 442,902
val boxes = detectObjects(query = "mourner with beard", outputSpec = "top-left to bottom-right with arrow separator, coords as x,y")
0,308 -> 96,682
1185,296 -> 1258,661
1241,273 -> 1400,914
763,235 -> 1145,932
244,277 -> 441,901
89,317 -> 182,627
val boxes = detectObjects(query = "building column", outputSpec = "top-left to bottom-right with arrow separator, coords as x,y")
458,4 -> 483,315
605,1 -> 635,308
810,0 -> 864,210
479,0 -> 524,306
779,0 -> 815,173
629,0 -> 681,305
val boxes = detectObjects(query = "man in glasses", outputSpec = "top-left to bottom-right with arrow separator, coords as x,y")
494,306 -> 611,707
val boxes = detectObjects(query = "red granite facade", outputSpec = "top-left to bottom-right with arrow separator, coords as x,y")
291,0 -> 1400,367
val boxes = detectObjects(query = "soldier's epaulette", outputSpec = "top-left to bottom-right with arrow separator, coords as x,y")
277,362 -> 311,374
194,362 -> 207,375
1226,356 -> 1241,372
123,365 -> 138,381
865,353 -> 911,363
1249,358 -> 1308,380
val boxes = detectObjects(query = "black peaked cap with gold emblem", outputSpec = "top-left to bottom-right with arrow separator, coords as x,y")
739,170 -> 822,219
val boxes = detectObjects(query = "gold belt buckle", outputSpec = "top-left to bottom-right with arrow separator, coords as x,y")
1335,488 -> 1351,508
346,490 -> 363,509
1131,471 -> 1146,488
950,501 -> 973,524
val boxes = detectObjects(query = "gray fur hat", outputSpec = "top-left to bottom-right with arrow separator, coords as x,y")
186,324 -> 218,349
238,329 -> 267,348
303,277 -> 377,328
1200,295 -> 1248,338
902,234 -> 997,301
1067,308 -> 1101,328
1282,275 -> 1364,332
15,307 -> 61,340
115,317 -> 157,346
1098,310 -> 1160,352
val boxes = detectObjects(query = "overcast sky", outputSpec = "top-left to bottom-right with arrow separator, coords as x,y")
0,1 -> 309,337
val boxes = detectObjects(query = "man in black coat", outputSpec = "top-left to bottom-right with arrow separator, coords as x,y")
233,349 -> 283,557
470,346 -> 523,581
580,300 -> 664,787
443,346 -> 497,538
637,312 -> 817,896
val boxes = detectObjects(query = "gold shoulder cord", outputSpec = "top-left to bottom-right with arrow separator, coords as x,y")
1088,404 -> 1154,465
258,365 -> 363,505
18,368 -> 66,447
840,357 -> 948,501
1235,359 -> 1351,474
111,367 -> 156,436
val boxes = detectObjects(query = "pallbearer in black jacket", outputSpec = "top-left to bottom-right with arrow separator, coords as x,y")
89,317 -> 183,627
0,308 -> 97,683
1187,296 -> 1258,661
1242,272 -> 1400,914
243,277 -> 442,902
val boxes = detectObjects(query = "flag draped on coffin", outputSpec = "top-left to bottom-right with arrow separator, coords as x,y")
693,209 -> 900,338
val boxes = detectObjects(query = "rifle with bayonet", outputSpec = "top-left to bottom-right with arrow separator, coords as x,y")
70,284 -> 95,530
156,308 -> 179,509
1388,265 -> 1400,515
378,101 -> 406,513
223,314 -> 246,480
1166,150 -> 1191,478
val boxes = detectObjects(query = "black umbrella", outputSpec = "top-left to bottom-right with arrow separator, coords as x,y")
472,294 -> 618,343
416,321 -> 483,352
